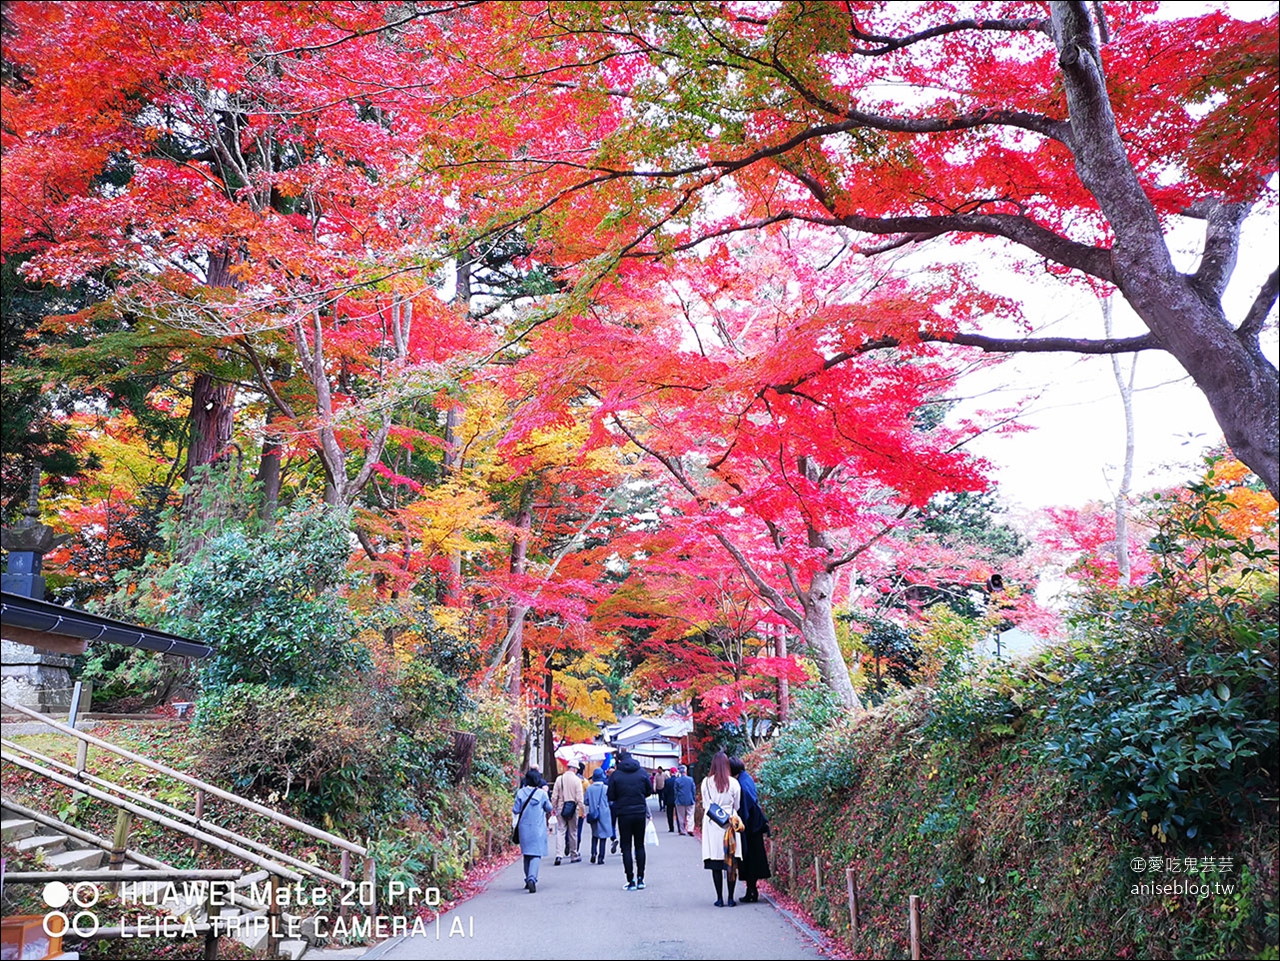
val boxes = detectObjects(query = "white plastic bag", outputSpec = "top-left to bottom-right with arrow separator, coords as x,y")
644,816 -> 659,847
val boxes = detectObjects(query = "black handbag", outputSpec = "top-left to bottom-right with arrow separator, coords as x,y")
560,800 -> 577,819
707,802 -> 730,827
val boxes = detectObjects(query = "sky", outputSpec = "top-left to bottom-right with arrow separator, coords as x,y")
944,203 -> 1278,513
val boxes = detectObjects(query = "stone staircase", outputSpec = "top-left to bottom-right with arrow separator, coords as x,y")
1,801 -> 372,960
2,701 -> 374,961
2,807 -> 350,960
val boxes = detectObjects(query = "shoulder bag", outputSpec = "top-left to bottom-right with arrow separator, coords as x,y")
512,788 -> 539,845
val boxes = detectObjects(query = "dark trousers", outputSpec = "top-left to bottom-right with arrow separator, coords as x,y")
666,801 -> 676,832
592,836 -> 607,861
616,814 -> 647,882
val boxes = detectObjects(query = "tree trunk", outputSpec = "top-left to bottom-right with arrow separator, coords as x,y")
800,568 -> 862,711
1051,3 -> 1280,498
541,668 -> 556,777
775,626 -> 790,723
506,483 -> 534,754
1102,295 -> 1136,585
184,373 -> 235,488
443,405 -> 464,603
505,482 -> 535,700
255,433 -> 282,522
1117,274 -> 1278,499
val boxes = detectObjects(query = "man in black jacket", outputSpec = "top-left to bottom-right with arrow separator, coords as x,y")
606,751 -> 653,890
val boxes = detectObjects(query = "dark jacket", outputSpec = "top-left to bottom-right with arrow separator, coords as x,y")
737,769 -> 769,834
606,755 -> 652,818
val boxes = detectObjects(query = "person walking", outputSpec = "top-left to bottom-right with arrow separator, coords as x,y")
700,751 -> 742,906
663,766 -> 678,831
584,768 -> 613,864
512,769 -> 554,893
551,763 -> 585,864
653,767 -> 668,810
606,750 -> 653,891
672,764 -> 696,835
729,756 -> 772,902
576,762 -> 589,853
606,766 -> 619,854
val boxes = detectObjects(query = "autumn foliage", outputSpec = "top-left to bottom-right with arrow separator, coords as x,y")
2,3 -> 1276,732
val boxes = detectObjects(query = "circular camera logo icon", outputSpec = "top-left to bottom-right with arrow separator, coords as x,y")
42,880 -> 101,939
42,880 -> 71,908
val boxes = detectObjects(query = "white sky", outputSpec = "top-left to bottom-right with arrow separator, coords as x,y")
945,203 -> 1278,512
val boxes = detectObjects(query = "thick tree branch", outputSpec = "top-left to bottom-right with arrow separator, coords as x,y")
848,16 -> 1049,56
354,526 -> 382,564
835,211 -> 1115,283
1239,268 -> 1280,344
827,508 -> 910,572
1192,200 -> 1249,299
936,330 -> 1160,353
708,530 -> 805,630
769,330 -> 1160,400
1050,3 -> 1165,248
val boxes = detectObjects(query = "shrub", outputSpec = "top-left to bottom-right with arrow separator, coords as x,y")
197,683 -> 400,827
72,647 -> 185,712
172,500 -> 370,695
1041,468 -> 1278,842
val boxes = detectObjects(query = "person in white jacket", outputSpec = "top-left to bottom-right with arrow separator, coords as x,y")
700,751 -> 741,906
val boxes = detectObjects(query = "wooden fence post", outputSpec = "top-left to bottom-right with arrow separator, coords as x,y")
846,867 -> 860,943
203,882 -> 220,961
191,788 -> 206,856
363,855 -> 378,916
339,850 -> 352,919
813,855 -> 822,892
71,681 -> 92,795
265,874 -> 282,960
787,845 -> 796,886
909,894 -> 921,960
107,809 -> 132,891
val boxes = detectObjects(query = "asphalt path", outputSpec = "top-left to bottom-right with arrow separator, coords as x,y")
363,799 -> 829,961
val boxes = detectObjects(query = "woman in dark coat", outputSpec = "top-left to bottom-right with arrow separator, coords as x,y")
729,756 -> 771,902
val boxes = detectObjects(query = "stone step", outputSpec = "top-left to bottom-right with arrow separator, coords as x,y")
10,833 -> 67,855
1,817 -> 37,841
44,847 -> 106,870
229,911 -> 272,954
280,939 -> 309,961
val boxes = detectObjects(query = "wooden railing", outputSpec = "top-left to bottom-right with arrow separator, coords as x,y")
2,697 -> 377,957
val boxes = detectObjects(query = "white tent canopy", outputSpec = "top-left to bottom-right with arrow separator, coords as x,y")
554,743 -> 610,766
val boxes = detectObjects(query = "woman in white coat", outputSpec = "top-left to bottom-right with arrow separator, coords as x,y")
700,750 -> 741,906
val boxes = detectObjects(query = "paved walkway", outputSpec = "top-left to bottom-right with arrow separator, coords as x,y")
363,800 -> 828,961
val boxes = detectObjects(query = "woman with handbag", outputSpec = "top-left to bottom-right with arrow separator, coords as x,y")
700,751 -> 742,906
512,768 -> 554,893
